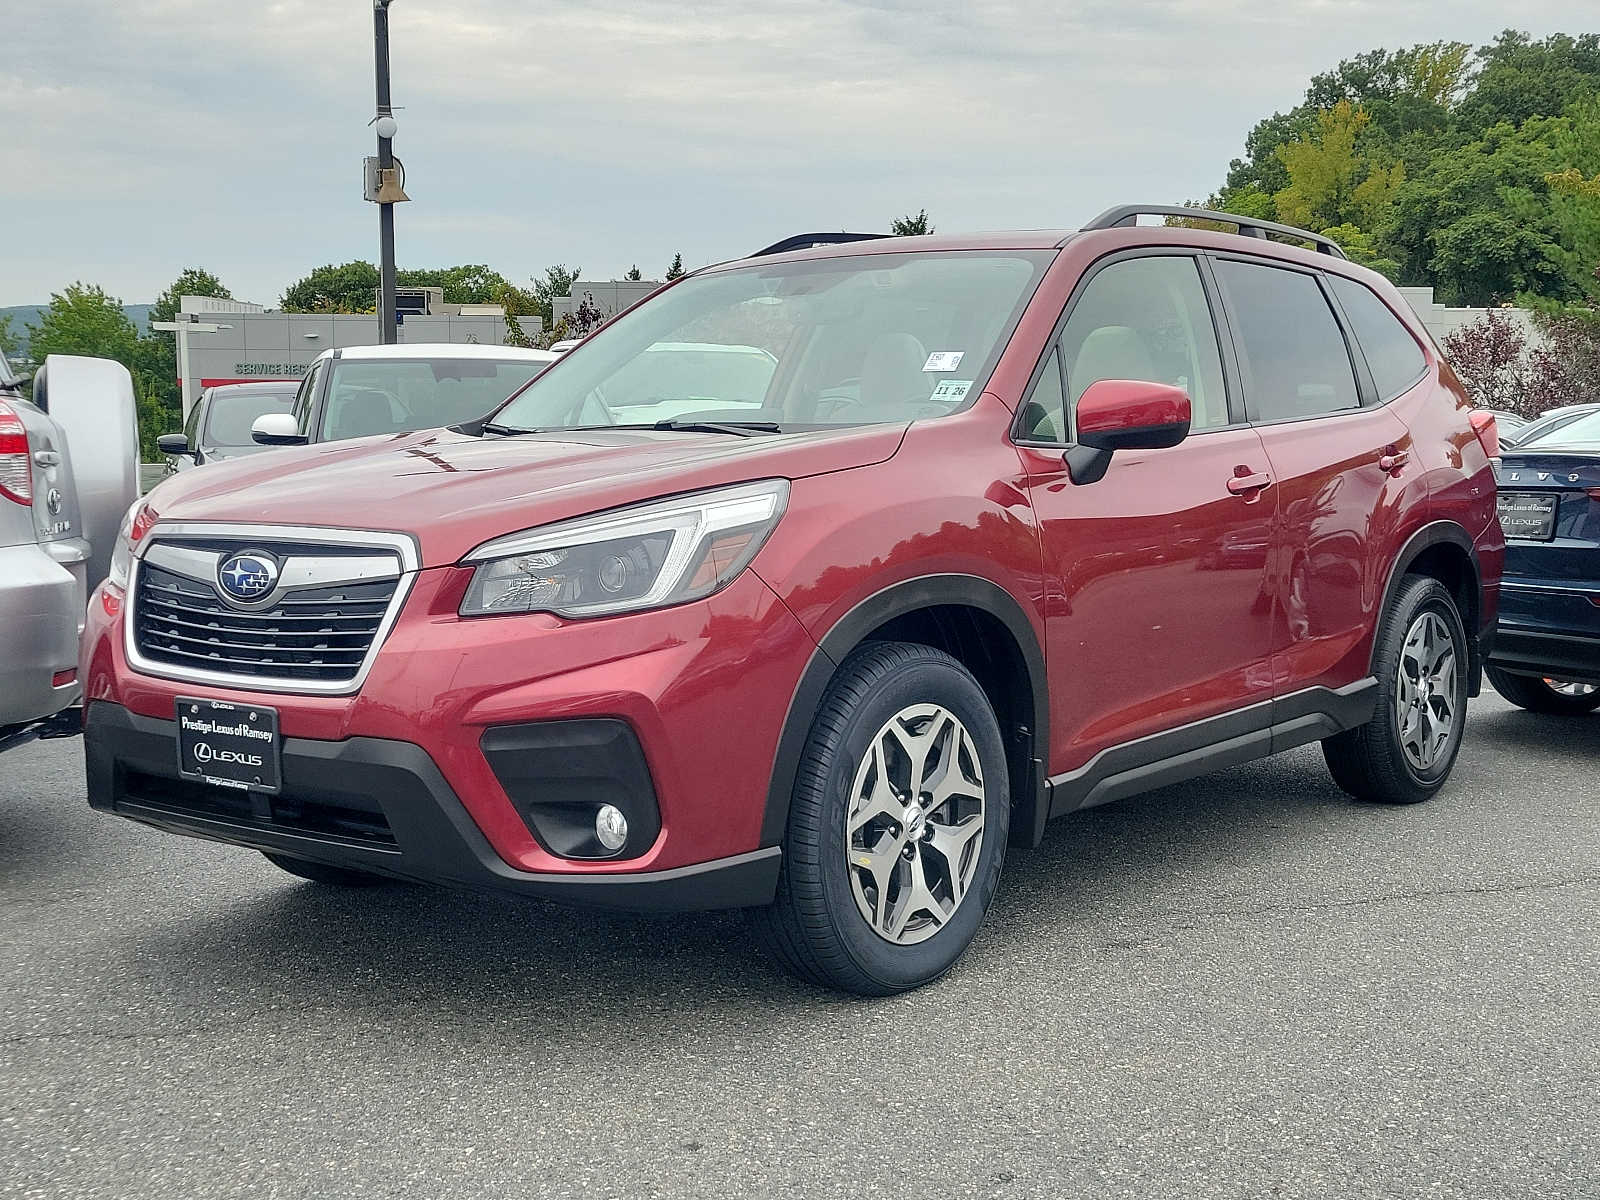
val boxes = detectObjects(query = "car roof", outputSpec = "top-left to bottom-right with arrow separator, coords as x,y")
317,343 -> 559,363
704,224 -> 1373,281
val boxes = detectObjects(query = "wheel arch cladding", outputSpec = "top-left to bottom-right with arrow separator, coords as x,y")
762,575 -> 1050,852
1380,521 -> 1483,696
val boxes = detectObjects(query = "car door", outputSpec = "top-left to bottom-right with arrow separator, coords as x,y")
1209,256 -> 1420,698
1012,252 -> 1278,779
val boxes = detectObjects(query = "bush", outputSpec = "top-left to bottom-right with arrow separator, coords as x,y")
1439,307 -> 1600,417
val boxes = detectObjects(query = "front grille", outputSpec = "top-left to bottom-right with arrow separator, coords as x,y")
134,562 -> 398,684
122,768 -> 397,846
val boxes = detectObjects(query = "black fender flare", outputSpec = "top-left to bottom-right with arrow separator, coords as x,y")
1373,520 -> 1485,685
760,574 -> 1050,849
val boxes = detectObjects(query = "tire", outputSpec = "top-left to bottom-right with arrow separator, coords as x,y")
749,641 -> 1009,995
261,851 -> 393,887
1322,575 -> 1468,805
1485,667 -> 1600,715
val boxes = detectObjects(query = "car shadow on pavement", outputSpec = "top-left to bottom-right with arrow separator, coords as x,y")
124,749 -> 1371,1032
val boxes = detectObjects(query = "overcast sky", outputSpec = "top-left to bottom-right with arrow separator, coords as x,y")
1,1 -> 1583,306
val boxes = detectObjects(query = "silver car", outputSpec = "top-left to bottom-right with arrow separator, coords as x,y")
0,351 -> 139,751
158,381 -> 298,474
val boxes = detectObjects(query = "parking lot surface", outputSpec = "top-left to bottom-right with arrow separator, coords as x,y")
3,690 -> 1596,1199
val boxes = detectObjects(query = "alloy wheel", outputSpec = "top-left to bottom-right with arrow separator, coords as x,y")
844,703 -> 986,945
1396,610 -> 1458,772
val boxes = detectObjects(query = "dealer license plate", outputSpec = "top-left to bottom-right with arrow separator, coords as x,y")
175,698 -> 281,794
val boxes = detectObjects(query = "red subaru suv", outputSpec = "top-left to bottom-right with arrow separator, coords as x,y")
83,207 -> 1502,993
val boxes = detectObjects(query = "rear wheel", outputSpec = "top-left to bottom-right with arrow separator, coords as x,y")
1485,667 -> 1600,715
750,642 -> 1009,995
261,852 -> 393,887
1323,576 -> 1468,805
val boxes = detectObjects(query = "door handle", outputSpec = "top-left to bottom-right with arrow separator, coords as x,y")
1379,448 -> 1410,472
1226,470 -> 1273,496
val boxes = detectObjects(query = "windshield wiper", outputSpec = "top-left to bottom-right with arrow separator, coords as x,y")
650,419 -> 783,437
480,421 -> 531,436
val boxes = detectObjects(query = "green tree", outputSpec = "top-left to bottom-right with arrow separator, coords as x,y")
1317,224 -> 1402,278
890,210 -> 933,236
625,264 -> 643,281
0,314 -> 17,359
26,284 -> 140,362
1274,101 -> 1405,232
280,262 -> 381,313
149,267 -> 232,324
1380,119 -> 1570,303
394,264 -> 511,305
1457,31 -> 1600,134
665,253 -> 685,280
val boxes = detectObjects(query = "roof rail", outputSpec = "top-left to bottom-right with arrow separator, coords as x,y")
1081,205 -> 1348,259
751,232 -> 888,258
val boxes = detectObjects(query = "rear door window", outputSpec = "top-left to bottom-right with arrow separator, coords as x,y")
1326,275 -> 1427,401
1214,259 -> 1360,423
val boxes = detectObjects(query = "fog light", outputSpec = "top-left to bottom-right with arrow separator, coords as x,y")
595,804 -> 628,851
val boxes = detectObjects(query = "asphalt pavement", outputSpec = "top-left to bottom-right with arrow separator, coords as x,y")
3,690 -> 1596,1199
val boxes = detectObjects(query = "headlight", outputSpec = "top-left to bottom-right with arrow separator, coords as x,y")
106,498 -> 153,592
459,479 -> 790,618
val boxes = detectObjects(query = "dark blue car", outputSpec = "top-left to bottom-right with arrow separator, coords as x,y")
1488,407 -> 1600,713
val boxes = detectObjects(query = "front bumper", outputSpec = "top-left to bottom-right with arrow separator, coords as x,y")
83,558 -> 820,882
85,700 -> 780,910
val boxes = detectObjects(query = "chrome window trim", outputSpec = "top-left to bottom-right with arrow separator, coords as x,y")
124,522 -> 421,697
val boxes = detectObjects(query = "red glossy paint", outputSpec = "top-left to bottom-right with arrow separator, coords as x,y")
84,222 -> 1502,901
1075,379 -> 1191,440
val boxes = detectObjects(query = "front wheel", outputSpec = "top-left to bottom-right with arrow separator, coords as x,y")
750,642 -> 1009,995
1323,575 -> 1468,804
1485,667 -> 1600,715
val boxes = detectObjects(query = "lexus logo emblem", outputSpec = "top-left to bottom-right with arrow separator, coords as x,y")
217,552 -> 279,602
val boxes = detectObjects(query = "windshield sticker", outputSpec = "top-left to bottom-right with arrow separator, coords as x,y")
929,379 -> 973,402
923,351 -> 965,372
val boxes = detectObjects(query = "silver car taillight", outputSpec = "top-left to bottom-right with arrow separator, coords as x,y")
0,398 -> 32,506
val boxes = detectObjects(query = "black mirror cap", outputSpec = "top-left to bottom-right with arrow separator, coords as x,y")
251,430 -> 309,446
156,433 -> 195,456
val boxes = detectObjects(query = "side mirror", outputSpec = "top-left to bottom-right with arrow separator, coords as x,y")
252,412 -> 308,446
1065,379 -> 1192,485
157,433 -> 195,457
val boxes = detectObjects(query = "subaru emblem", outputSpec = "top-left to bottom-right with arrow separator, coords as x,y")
217,552 -> 279,603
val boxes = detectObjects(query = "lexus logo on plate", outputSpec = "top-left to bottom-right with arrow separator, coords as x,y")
217,552 -> 279,603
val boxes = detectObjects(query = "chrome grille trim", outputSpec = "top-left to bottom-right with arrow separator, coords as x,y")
124,523 -> 421,696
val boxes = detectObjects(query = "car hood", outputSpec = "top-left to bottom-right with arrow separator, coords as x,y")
142,423 -> 907,566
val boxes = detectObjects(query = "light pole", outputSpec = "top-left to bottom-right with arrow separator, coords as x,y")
374,0 -> 398,344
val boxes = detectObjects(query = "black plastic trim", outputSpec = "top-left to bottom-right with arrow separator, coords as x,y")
85,702 -> 779,912
1374,520 -> 1485,692
760,575 -> 1050,849
480,719 -> 661,860
1047,679 -> 1378,816
751,232 -> 888,257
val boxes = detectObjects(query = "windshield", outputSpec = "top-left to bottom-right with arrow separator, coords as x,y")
204,388 -> 296,447
322,357 -> 551,441
492,250 -> 1055,432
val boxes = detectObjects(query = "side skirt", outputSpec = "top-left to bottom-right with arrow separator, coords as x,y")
1047,679 -> 1378,818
